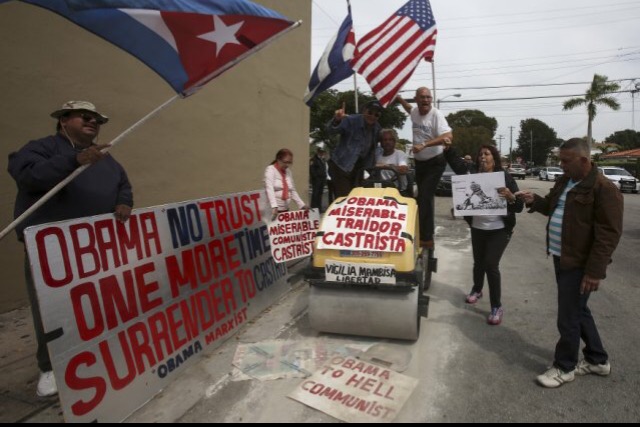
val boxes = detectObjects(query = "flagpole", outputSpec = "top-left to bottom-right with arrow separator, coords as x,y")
0,94 -> 180,242
431,61 -> 437,102
353,73 -> 359,113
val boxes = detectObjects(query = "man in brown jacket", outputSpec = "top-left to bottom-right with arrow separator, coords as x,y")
517,138 -> 623,388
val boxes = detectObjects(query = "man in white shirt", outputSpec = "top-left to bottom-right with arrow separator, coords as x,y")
375,129 -> 408,192
397,87 -> 453,248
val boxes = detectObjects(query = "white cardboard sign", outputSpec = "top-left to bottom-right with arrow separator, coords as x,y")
317,197 -> 409,253
289,355 -> 418,423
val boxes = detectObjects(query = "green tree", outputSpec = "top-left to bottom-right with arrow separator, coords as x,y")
309,90 -> 406,149
445,110 -> 498,156
515,119 -> 559,166
604,129 -> 640,151
563,74 -> 621,146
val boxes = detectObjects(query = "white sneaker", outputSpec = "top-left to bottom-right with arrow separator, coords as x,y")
36,371 -> 58,397
536,367 -> 575,388
576,360 -> 611,376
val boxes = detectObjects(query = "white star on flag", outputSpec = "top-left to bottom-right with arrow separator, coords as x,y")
198,15 -> 244,56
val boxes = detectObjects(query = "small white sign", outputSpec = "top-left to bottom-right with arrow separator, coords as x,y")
268,209 -> 320,263
317,196 -> 409,253
325,260 -> 396,285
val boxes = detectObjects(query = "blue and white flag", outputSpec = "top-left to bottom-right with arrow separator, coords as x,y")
304,6 -> 356,106
8,0 -> 296,97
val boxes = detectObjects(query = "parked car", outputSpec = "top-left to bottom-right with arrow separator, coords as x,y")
436,164 -> 455,196
508,165 -> 526,180
539,167 -> 563,181
527,166 -> 541,177
598,166 -> 640,193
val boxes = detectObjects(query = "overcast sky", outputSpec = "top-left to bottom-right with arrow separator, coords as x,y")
310,0 -> 640,152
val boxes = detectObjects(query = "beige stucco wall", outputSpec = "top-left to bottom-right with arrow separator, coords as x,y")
0,1 -> 312,313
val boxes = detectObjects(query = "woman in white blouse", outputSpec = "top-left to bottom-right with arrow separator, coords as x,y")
264,149 -> 307,219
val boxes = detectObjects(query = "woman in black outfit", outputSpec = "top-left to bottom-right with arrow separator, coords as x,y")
444,142 -> 524,325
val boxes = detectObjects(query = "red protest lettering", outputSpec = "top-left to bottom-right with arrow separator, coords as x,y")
35,226 -> 73,288
213,194 -> 262,234
166,238 -> 241,298
94,219 -> 122,269
71,282 -> 105,341
99,331 -> 136,391
69,223 -> 101,279
147,310 -> 173,361
126,321 -> 157,374
198,201 -> 216,237
71,263 -> 162,341
139,212 -> 162,258
165,303 -> 188,351
116,215 -> 143,263
65,351 -> 107,417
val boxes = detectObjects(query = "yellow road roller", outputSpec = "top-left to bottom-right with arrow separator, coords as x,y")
305,175 -> 435,341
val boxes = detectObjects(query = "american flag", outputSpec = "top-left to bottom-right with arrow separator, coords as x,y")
352,0 -> 437,107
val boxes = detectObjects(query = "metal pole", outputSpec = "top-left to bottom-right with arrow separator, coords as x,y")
633,90 -> 636,131
509,126 -> 514,166
530,130 -> 533,164
353,73 -> 359,113
431,61 -> 436,101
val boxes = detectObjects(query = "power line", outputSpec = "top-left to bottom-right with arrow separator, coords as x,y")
439,90 -> 635,104
399,78 -> 640,92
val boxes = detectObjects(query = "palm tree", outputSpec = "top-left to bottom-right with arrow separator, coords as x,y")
563,74 -> 621,147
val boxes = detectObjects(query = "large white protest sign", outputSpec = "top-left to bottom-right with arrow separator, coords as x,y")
317,197 -> 409,253
268,209 -> 320,263
24,191 -> 289,423
452,172 -> 507,217
288,355 -> 418,423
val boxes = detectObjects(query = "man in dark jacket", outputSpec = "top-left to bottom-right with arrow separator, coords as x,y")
8,101 -> 133,398
309,148 -> 327,212
517,138 -> 623,388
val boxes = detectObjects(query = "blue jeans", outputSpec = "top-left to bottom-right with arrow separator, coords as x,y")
553,256 -> 608,372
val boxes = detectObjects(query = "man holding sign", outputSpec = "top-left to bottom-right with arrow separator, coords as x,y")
8,101 -> 133,397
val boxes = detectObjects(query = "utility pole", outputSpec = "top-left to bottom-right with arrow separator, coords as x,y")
530,130 -> 533,165
632,82 -> 640,131
509,126 -> 515,166
497,135 -> 504,154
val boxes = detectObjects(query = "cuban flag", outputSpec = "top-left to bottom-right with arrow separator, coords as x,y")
304,5 -> 356,106
9,0 -> 296,97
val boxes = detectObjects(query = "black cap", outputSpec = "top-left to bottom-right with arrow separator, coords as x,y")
364,100 -> 384,112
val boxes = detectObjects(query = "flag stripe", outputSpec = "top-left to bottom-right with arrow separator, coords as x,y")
370,32 -> 435,94
355,15 -> 399,53
352,0 -> 438,107
352,18 -> 415,74
66,0 -> 289,20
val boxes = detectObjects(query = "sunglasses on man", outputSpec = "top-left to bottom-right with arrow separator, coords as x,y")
68,112 -> 107,125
